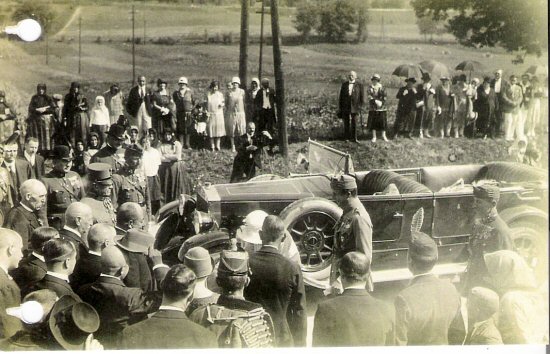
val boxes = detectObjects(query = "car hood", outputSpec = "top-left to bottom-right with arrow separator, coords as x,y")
200,175 -> 333,202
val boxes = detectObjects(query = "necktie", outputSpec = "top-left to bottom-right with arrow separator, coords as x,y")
140,88 -> 144,98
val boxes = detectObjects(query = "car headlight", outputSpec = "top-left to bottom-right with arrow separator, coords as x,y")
192,210 -> 215,234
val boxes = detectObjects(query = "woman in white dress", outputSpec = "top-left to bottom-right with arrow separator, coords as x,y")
206,80 -> 226,151
225,76 -> 247,152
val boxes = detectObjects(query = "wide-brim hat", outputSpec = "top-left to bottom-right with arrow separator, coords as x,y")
107,124 -> 126,141
49,295 -> 100,351
405,77 -> 417,83
440,76 -> 449,81
116,228 -> 154,253
371,74 -> 381,81
51,145 -> 74,161
178,77 -> 188,84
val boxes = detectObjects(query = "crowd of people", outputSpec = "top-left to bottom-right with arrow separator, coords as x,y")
338,69 -> 548,149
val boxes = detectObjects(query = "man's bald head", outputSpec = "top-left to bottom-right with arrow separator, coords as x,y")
0,228 -> 24,270
101,246 -> 128,277
349,71 -> 357,81
88,223 -> 116,252
117,202 -> 145,231
20,179 -> 47,211
65,202 -> 94,237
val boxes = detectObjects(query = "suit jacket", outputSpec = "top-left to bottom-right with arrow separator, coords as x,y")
22,274 -> 81,301
120,309 -> 217,349
59,228 -> 88,259
10,254 -> 47,289
0,167 -> 13,223
126,85 -> 152,118
3,204 -> 42,251
464,317 -> 503,345
254,87 -> 276,112
118,247 -> 154,292
313,288 -> 395,347
394,274 -> 460,345
1,160 -> 32,205
77,276 -> 161,348
339,81 -> 364,116
230,133 -> 270,183
244,246 -> 307,347
70,251 -> 102,291
0,269 -> 22,339
17,155 -> 44,180
396,86 -> 418,114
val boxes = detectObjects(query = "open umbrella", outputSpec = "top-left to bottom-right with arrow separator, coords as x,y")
455,60 -> 484,82
392,64 -> 424,79
525,65 -> 548,77
419,60 -> 450,79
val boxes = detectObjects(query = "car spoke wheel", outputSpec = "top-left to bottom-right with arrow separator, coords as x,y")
279,197 -> 342,274
288,211 -> 337,271
509,220 -> 548,282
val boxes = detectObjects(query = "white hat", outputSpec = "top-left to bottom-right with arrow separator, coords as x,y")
7,301 -> 44,324
231,76 -> 241,85
178,77 -> 188,84
236,210 -> 268,245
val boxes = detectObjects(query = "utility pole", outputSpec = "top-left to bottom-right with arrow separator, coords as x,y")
239,0 -> 249,88
270,0 -> 287,157
131,5 -> 136,84
258,0 -> 265,80
143,17 -> 146,44
381,15 -> 385,42
78,16 -> 82,74
45,34 -> 49,65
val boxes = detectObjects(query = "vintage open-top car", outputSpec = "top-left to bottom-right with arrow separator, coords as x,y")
154,140 -> 548,288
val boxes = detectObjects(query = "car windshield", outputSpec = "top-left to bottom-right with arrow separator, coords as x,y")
308,139 -> 354,175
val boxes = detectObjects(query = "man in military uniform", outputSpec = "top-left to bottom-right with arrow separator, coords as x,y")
90,124 -> 126,173
112,145 -> 151,222
81,163 -> 117,226
462,184 -> 515,293
329,174 -> 373,294
41,145 -> 84,229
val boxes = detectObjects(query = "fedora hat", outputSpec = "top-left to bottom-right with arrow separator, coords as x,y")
116,228 -> 154,253
49,295 -> 100,350
405,77 -> 417,83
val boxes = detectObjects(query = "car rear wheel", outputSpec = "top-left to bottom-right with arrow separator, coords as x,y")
508,219 -> 548,281
279,197 -> 342,273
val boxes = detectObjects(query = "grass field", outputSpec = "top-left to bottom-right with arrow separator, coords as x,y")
0,3 -> 547,185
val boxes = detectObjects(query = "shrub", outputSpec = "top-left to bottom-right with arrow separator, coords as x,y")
293,1 -> 318,42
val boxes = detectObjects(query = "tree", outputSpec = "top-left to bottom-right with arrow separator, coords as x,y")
355,2 -> 369,43
12,1 -> 55,36
293,1 -> 318,41
316,0 -> 356,42
411,0 -> 547,56
416,15 -> 446,42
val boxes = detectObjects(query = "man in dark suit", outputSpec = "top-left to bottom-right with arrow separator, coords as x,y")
115,204 -> 163,291
244,215 -> 307,347
18,137 -> 45,179
394,231 -> 461,345
1,139 -> 32,205
22,238 -> 80,300
70,223 -> 116,291
0,228 -> 24,339
90,124 -> 127,173
125,76 -> 153,134
254,78 -> 277,141
120,264 -> 217,349
59,202 -> 93,259
338,71 -> 365,142
3,179 -> 47,251
313,251 -> 395,346
78,246 -> 163,348
10,226 -> 58,288
490,69 -> 511,137
394,78 -> 418,138
229,122 -> 272,183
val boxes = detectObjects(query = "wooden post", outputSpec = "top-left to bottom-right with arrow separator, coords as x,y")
258,0 -> 265,80
143,18 -> 146,44
45,34 -> 49,65
78,17 -> 82,74
270,0 -> 287,157
131,5 -> 136,84
239,0 -> 249,88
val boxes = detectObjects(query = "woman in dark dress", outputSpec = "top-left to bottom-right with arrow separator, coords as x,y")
366,74 -> 388,142
63,82 -> 90,148
27,83 -> 55,156
71,140 -> 87,176
474,77 -> 499,139
152,79 -> 175,136
158,128 -> 192,204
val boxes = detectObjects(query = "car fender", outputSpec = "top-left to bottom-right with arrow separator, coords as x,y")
499,205 -> 548,226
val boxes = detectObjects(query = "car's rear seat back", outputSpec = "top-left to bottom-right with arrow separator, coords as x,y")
421,164 -> 483,192
359,170 -> 431,195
